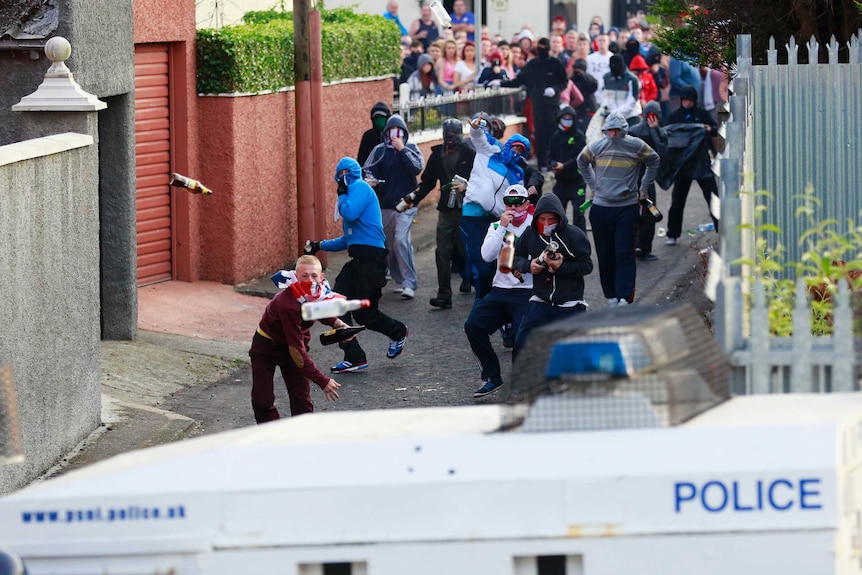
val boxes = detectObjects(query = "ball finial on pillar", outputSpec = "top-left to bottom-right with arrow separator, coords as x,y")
44,36 -> 72,77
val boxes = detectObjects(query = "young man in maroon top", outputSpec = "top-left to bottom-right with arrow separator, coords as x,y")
249,255 -> 343,423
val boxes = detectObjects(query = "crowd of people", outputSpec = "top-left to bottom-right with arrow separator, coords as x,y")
247,2 -> 732,418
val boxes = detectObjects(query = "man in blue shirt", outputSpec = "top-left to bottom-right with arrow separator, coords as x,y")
450,0 -> 475,42
383,0 -> 408,36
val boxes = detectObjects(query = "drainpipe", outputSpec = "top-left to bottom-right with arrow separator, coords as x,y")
294,0 -> 315,257
310,8 -> 328,268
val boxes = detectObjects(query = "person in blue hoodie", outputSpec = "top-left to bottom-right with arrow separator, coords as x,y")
306,157 -> 409,374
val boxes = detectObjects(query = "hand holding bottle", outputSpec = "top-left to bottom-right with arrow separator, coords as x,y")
395,191 -> 417,213
498,231 -> 515,274
640,197 -> 663,222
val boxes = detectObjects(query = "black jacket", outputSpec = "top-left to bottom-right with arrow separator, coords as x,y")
415,142 -> 476,211
520,160 -> 545,205
628,100 -> 668,186
357,101 -> 391,166
548,106 -> 587,190
514,194 -> 593,304
502,55 -> 568,109
663,103 -> 716,181
570,68 -> 598,118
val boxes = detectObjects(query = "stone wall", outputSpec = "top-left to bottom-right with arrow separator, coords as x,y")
0,134 -> 101,494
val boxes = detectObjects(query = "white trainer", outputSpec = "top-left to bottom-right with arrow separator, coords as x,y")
401,287 -> 415,299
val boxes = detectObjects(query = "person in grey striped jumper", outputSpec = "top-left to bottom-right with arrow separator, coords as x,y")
577,111 -> 660,307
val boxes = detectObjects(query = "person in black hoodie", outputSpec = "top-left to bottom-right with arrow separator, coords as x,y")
414,118 -> 476,309
357,101 -> 391,166
512,193 -> 593,358
363,115 -> 425,298
627,100 -> 668,260
570,58 -> 598,135
547,105 -> 588,232
501,37 -> 568,172
661,84 -> 719,245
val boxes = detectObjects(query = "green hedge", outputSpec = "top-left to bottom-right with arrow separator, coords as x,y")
196,7 -> 401,94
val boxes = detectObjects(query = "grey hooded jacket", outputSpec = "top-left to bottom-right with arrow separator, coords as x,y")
576,111 -> 660,207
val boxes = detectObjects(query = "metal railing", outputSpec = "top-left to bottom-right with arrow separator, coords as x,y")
714,32 -> 862,394
394,86 -> 524,133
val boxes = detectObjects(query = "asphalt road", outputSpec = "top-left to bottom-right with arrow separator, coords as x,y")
157,187 -> 717,440
44,181 -> 716,480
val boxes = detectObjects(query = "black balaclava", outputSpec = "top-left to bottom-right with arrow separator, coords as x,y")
442,118 -> 464,149
609,54 -> 625,78
536,38 -> 550,59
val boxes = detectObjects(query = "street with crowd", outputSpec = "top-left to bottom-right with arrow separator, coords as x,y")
71,3 -> 726,468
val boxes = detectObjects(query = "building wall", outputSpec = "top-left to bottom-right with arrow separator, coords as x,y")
196,79 -> 392,284
0,134 -> 101,494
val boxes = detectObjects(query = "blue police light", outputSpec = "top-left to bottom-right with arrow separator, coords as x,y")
544,334 -> 653,378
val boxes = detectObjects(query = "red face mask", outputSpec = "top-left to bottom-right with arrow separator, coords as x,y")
537,221 -> 558,235
291,281 -> 324,302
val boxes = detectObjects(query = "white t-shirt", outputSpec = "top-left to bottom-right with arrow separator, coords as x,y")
454,60 -> 475,86
586,51 -> 612,104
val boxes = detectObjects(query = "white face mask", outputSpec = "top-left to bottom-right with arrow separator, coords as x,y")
559,117 -> 574,131
387,127 -> 406,143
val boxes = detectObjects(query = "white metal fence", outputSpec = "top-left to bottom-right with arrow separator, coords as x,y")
714,32 -> 862,394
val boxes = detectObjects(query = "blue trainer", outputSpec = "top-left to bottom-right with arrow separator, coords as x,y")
473,378 -> 504,399
387,328 -> 408,359
331,360 -> 368,374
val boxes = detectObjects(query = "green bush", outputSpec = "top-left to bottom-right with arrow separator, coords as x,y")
735,186 -> 862,336
197,7 -> 401,94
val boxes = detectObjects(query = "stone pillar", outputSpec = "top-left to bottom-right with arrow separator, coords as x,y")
13,36 -> 107,136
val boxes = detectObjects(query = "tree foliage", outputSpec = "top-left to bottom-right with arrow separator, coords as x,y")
648,0 -> 862,66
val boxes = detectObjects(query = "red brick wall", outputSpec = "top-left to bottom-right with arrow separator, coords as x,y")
196,79 -> 393,284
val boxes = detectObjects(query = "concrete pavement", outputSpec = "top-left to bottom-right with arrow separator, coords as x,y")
42,178 -> 718,480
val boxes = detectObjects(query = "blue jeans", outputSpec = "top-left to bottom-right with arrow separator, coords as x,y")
459,214 -> 496,300
464,287 -> 531,380
382,207 -> 418,290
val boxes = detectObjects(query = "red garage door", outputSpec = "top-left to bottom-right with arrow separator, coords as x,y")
134,44 -> 172,286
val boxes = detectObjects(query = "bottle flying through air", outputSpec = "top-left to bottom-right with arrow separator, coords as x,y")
169,173 -> 213,195
428,0 -> 452,28
301,299 -> 371,321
